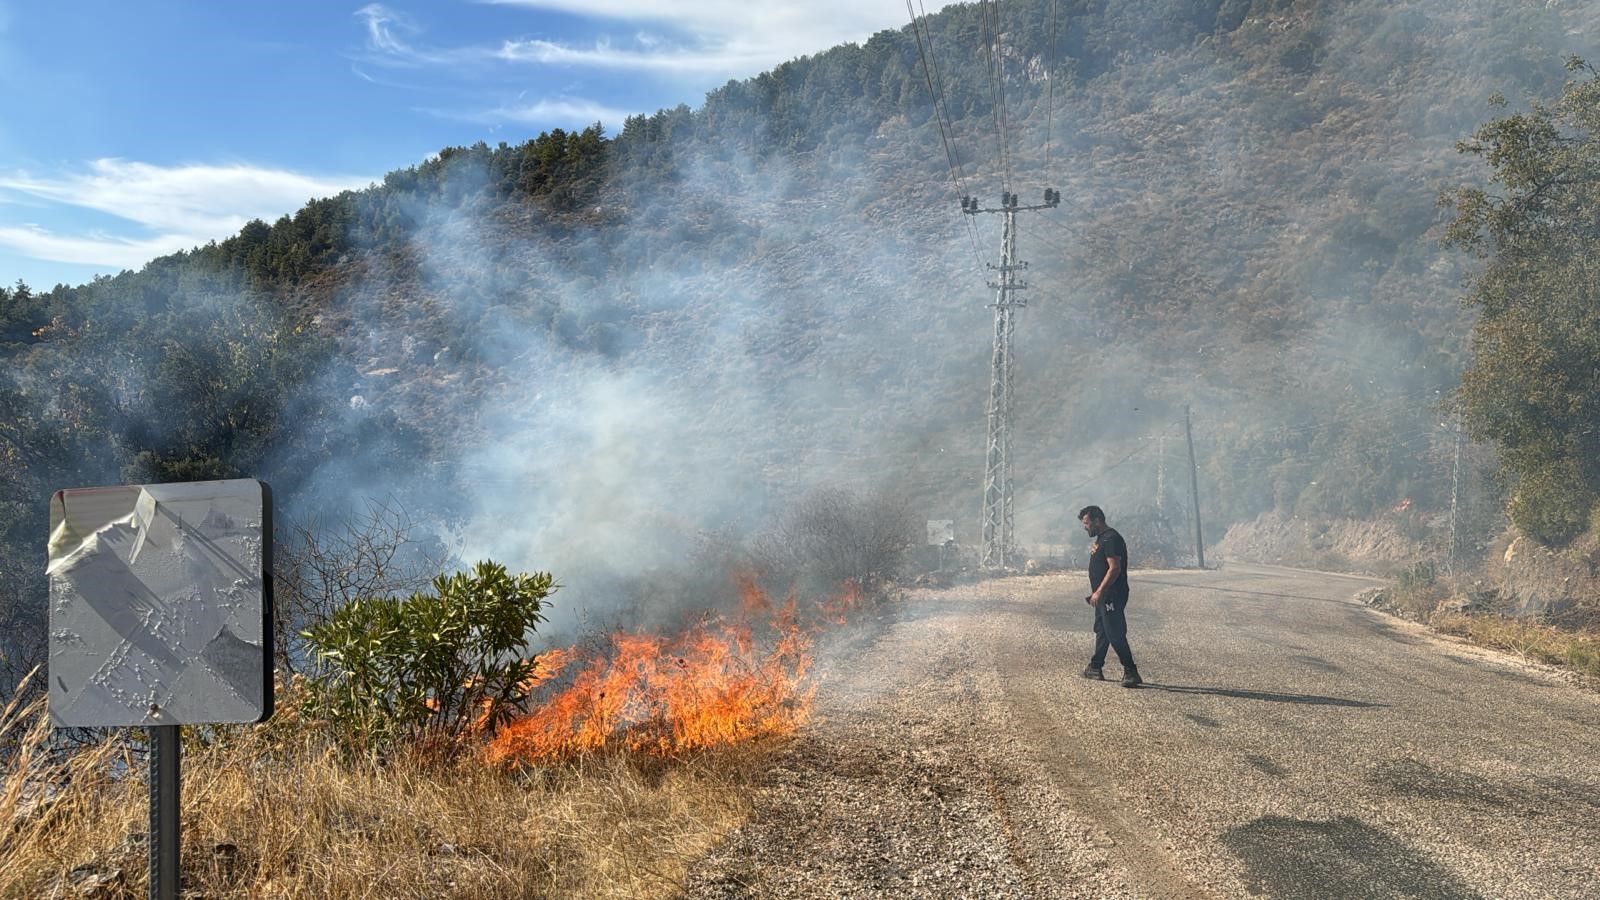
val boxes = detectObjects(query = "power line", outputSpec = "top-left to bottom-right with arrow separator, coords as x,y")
979,0 -> 1013,192
1012,404 -> 1447,520
1190,388 -> 1452,450
1011,442 -> 1151,518
917,0 -> 965,184
1012,421 -> 1183,518
906,0 -> 985,269
1044,0 -> 1059,174
993,2 -> 1015,187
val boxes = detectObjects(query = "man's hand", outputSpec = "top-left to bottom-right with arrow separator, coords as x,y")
1088,590 -> 1102,606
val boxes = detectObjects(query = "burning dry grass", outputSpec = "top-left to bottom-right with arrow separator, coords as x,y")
1,682 -> 761,898
1,578 -> 876,897
486,577 -> 860,768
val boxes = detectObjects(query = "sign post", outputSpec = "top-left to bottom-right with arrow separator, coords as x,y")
48,479 -> 273,900
927,519 -> 955,571
151,724 -> 180,899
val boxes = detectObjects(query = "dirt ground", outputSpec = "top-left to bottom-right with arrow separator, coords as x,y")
686,565 -> 1600,899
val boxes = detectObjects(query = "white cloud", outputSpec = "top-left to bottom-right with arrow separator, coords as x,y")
354,3 -> 474,67
484,98 -> 636,126
0,224 -> 204,270
482,0 -> 925,40
361,1 -> 950,77
421,96 -> 635,129
494,38 -> 772,73
0,159 -> 372,269
356,3 -> 413,56
0,159 -> 371,234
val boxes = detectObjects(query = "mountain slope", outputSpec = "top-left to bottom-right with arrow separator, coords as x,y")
3,0 -> 1598,654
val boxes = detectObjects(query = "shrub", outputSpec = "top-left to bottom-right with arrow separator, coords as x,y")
752,486 -> 917,597
1508,461 -> 1592,547
1385,560 -> 1451,620
1394,561 -> 1437,594
301,560 -> 555,753
274,500 -> 450,675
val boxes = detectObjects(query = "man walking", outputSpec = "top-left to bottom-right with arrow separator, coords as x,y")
1079,505 -> 1142,688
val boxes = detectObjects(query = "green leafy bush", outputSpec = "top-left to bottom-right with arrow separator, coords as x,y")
301,560 -> 555,752
1508,460 -> 1592,547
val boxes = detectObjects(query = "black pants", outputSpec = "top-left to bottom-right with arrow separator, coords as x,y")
1089,596 -> 1137,671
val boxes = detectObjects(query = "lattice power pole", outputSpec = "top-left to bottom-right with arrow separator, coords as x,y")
963,188 -> 1060,569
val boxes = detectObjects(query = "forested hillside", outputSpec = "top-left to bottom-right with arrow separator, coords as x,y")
4,0 -> 1598,668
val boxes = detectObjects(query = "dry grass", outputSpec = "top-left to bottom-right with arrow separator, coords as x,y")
1432,614 -> 1600,680
1381,565 -> 1600,680
1,677 -> 763,899
1384,580 -> 1454,621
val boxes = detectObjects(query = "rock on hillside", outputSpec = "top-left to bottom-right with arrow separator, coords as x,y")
1213,509 -> 1431,573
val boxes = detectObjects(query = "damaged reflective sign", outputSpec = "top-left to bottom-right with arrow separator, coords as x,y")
47,479 -> 273,727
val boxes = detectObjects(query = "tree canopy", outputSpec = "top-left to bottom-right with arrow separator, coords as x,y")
1444,59 -> 1600,545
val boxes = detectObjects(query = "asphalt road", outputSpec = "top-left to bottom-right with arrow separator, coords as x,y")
688,564 -> 1600,899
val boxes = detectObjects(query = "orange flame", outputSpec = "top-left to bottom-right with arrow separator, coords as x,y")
815,578 -> 864,625
485,578 -> 863,767
486,589 -> 811,765
520,647 -> 579,692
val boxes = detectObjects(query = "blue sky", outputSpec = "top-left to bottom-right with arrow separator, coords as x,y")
0,1 -> 948,290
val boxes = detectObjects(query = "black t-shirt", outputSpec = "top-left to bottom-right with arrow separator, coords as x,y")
1089,527 -> 1130,600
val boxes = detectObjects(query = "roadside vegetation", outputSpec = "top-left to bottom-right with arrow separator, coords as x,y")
1378,565 -> 1600,680
1377,58 -> 1600,678
1431,616 -> 1600,679
0,679 -> 758,899
0,487 -> 914,897
1444,58 -> 1600,549
1381,554 -> 1600,682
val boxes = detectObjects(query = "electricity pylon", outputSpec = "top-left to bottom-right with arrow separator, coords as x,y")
963,188 -> 1060,569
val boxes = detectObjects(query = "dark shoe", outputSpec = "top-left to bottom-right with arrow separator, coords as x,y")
1121,669 -> 1143,688
1081,666 -> 1104,680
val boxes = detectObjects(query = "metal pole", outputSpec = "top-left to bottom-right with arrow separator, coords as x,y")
150,723 -> 180,900
1000,207 -> 1018,562
982,300 -> 1011,568
1185,405 -> 1206,569
1448,415 -> 1463,575
964,191 -> 1052,570
1156,433 -> 1167,515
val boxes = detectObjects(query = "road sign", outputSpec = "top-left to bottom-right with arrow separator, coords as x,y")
48,479 -> 274,727
48,478 -> 273,900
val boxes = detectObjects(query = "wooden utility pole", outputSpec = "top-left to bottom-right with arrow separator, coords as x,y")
1184,405 -> 1206,569
1448,415 -> 1463,575
1156,433 -> 1167,515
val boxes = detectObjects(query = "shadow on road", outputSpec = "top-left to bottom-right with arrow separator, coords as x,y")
1142,683 -> 1384,708
1223,815 -> 1482,900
